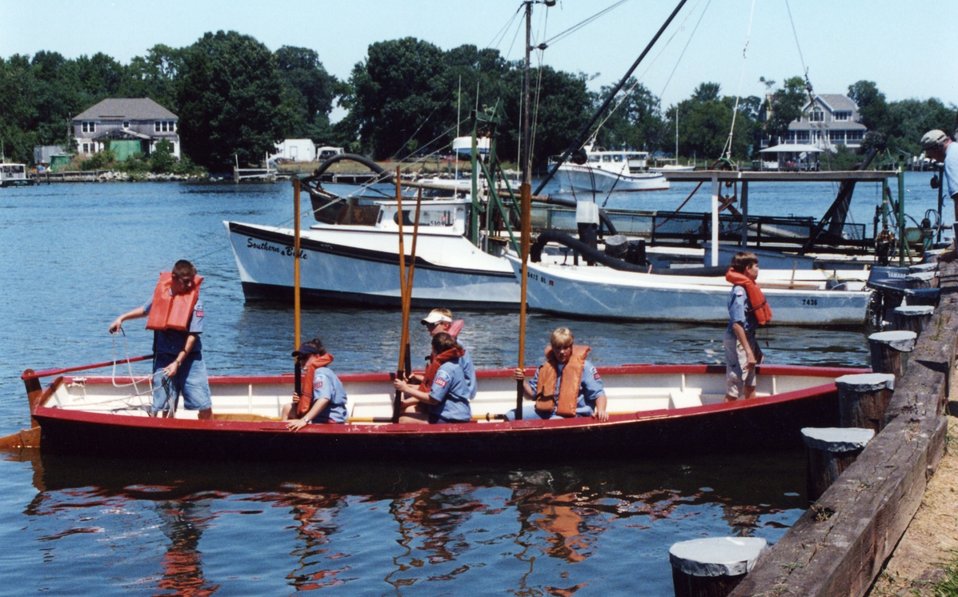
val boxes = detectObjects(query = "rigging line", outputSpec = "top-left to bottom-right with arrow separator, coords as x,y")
656,0 -> 711,101
720,0 -> 757,161
541,0 -> 631,47
784,0 -> 811,92
590,0 -> 708,144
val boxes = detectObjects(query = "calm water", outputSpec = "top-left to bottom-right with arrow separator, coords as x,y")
0,173 -> 943,594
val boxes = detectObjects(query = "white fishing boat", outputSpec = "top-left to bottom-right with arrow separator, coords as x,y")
506,252 -> 873,326
225,197 -> 522,308
557,145 -> 669,193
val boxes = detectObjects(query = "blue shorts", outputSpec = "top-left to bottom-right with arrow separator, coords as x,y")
152,354 -> 212,414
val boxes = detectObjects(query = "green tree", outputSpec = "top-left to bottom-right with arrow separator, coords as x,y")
847,80 -> 888,132
345,37 -> 448,159
594,78 -> 664,152
763,75 -> 808,145
121,44 -> 185,110
175,31 -> 285,171
679,83 -> 736,161
274,46 -> 339,141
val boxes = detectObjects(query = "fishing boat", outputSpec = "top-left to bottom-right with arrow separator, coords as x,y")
506,252 -> 873,326
14,357 -> 865,460
224,197 -> 522,307
556,144 -> 669,193
0,162 -> 35,187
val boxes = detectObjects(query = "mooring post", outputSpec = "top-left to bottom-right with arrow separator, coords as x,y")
892,305 -> 935,335
669,536 -> 767,597
836,372 -> 896,431
867,330 -> 917,377
801,427 -> 875,501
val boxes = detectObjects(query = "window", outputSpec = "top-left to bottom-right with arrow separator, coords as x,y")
808,109 -> 824,122
123,121 -> 130,128
153,120 -> 177,133
81,121 -> 96,133
796,131 -> 809,142
829,131 -> 844,143
834,111 -> 850,121
846,131 -> 864,142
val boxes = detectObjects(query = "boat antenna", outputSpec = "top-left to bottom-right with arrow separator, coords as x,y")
534,0 -> 688,195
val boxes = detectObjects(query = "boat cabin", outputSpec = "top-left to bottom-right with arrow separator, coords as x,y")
0,163 -> 33,187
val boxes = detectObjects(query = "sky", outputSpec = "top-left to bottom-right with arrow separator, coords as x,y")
2,0 -> 956,117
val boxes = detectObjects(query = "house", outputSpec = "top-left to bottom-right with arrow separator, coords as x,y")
72,98 -> 180,161
783,94 -> 867,152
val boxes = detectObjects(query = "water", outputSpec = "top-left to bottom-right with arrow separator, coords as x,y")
0,173 -> 942,594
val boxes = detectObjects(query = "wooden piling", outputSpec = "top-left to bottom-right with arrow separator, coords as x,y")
836,372 -> 896,431
892,305 -> 935,335
669,537 -> 767,597
867,330 -> 916,377
802,427 -> 875,501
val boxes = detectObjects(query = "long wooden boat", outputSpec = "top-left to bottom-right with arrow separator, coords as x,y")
18,357 -> 866,461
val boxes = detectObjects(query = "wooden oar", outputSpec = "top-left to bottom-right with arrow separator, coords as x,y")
393,168 -> 409,422
291,177 -> 303,418
516,181 -> 533,419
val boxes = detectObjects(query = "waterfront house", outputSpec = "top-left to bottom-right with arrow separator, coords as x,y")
72,98 -> 180,161
784,94 -> 867,151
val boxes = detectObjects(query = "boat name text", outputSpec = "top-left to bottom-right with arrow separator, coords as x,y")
246,238 -> 307,259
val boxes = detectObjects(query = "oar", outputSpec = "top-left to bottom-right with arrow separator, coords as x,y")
291,177 -> 303,419
393,168 -> 408,422
403,188 -> 423,378
516,181 -> 533,419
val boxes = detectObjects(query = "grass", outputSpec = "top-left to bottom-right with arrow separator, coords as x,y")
929,553 -> 958,596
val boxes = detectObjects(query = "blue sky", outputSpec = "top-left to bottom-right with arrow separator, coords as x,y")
2,0 -> 956,114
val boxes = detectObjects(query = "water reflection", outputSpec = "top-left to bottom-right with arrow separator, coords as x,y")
13,446 -> 806,594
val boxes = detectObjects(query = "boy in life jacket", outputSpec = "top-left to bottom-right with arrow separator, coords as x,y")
393,332 -> 472,424
508,327 -> 608,422
283,337 -> 348,430
108,259 -> 212,419
723,251 -> 772,401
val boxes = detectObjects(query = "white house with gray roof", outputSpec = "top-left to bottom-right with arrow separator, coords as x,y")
72,98 -> 180,160
783,94 -> 867,151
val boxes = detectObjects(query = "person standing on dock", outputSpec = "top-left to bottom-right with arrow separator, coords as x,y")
921,129 -> 958,215
108,259 -> 213,419
723,252 -> 771,402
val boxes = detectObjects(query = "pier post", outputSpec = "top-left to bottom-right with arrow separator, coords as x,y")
669,537 -> 767,597
801,427 -> 875,501
836,372 -> 896,431
892,305 -> 935,335
867,330 -> 917,377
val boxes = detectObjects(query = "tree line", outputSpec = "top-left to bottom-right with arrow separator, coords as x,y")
1,30 -> 955,172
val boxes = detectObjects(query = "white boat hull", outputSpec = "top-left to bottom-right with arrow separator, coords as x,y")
559,163 -> 669,192
507,255 -> 871,326
225,221 -> 520,307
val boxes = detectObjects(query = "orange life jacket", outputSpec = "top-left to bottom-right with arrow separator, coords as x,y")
535,345 -> 590,417
298,352 -> 335,417
418,346 -> 465,392
145,272 -> 204,332
725,269 -> 772,326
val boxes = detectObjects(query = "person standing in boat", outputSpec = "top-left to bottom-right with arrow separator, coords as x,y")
283,337 -> 348,429
920,129 -> 958,220
509,327 -> 608,422
418,308 -> 477,400
108,259 -> 212,419
393,332 -> 472,424
723,251 -> 772,401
